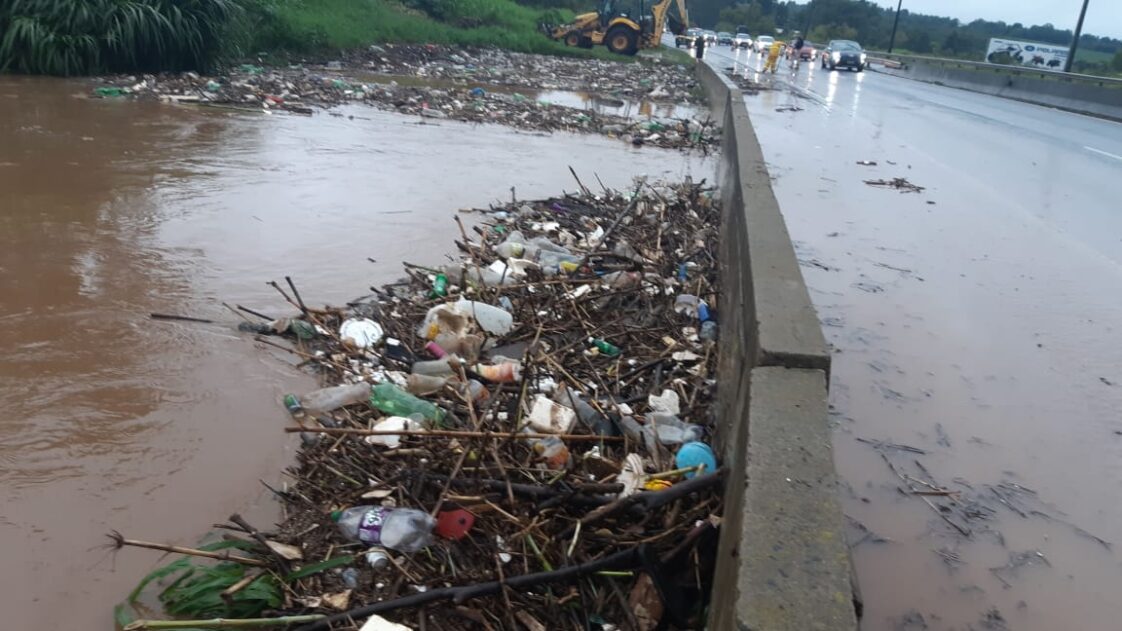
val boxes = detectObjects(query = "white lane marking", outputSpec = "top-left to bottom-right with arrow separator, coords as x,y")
1084,146 -> 1122,161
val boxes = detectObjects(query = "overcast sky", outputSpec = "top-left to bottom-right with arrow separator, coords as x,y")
856,1 -> 1122,39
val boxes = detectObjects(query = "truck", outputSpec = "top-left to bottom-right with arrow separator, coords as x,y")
543,0 -> 690,56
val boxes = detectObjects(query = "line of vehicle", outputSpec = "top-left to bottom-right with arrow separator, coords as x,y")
1084,146 -> 1122,162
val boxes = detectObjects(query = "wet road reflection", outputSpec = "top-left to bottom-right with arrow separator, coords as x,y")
702,44 -> 1122,630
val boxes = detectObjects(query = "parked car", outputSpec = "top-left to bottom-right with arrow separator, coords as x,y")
676,27 -> 702,48
754,35 -> 775,53
716,31 -> 733,46
821,39 -> 867,71
703,30 -> 718,45
732,33 -> 753,49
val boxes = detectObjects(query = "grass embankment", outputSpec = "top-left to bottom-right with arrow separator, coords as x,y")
0,0 -> 635,76
250,0 -> 588,56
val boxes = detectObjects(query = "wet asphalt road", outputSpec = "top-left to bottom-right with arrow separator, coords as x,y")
699,44 -> 1122,630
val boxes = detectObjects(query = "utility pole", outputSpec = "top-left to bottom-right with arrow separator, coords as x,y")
887,0 -> 903,53
1063,0 -> 1090,73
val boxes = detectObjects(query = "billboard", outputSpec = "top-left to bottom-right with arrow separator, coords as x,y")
986,38 -> 1068,69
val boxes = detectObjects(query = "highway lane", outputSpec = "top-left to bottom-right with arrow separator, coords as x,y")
702,43 -> 1122,630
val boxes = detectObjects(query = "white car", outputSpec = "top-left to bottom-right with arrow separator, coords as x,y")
754,35 -> 775,53
733,33 -> 752,49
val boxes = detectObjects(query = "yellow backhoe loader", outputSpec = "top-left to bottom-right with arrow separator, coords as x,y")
542,0 -> 689,56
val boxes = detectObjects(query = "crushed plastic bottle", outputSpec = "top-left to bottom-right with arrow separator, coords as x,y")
370,383 -> 445,424
332,506 -> 436,552
472,361 -> 522,383
433,332 -> 482,361
649,412 -> 704,445
296,383 -> 371,416
406,374 -> 448,396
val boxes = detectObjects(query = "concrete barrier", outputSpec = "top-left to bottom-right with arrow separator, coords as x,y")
869,53 -> 1122,122
697,61 -> 858,630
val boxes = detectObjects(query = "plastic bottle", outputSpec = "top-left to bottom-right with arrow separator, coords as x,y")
699,320 -> 718,342
288,319 -> 317,340
531,436 -> 571,470
450,379 -> 489,404
406,374 -> 448,396
365,547 -> 390,569
417,303 -> 471,340
495,231 -> 529,259
648,412 -> 704,445
434,332 -> 483,361
283,394 -> 305,419
619,415 -> 660,455
431,273 -> 448,298
410,357 -> 460,378
238,321 -> 275,334
370,383 -> 445,424
552,385 -> 616,436
455,299 -> 513,336
472,361 -> 522,383
589,338 -> 622,357
298,383 -> 371,416
332,506 -> 436,553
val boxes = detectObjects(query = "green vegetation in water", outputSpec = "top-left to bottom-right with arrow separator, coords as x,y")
114,538 -> 357,628
0,0 -> 239,75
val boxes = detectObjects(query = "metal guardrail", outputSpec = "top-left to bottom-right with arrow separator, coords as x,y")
867,51 -> 1122,87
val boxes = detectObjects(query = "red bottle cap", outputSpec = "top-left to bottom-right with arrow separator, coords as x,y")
435,509 -> 475,540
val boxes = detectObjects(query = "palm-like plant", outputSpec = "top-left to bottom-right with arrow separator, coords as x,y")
1,0 -> 240,75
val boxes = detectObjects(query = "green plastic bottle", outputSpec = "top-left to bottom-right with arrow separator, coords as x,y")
590,338 -> 622,357
431,273 -> 448,298
370,383 -> 445,424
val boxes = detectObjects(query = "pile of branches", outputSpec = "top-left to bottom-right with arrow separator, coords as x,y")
123,177 -> 726,631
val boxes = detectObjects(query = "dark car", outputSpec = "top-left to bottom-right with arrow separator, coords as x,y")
676,27 -> 701,48
821,39 -> 866,71
716,31 -> 733,46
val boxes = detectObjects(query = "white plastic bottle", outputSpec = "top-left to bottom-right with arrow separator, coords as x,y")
332,506 -> 436,553
455,299 -> 513,335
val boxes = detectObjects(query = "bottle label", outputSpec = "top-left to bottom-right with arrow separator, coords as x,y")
356,507 -> 388,544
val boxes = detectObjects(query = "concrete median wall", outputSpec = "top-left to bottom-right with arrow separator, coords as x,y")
871,54 -> 1122,121
697,61 -> 858,630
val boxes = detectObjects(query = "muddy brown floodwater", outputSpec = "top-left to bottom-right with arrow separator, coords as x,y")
0,76 -> 710,630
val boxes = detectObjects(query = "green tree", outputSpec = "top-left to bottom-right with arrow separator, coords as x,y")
1112,49 -> 1122,72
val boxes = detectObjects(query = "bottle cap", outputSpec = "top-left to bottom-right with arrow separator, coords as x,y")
435,509 -> 475,540
330,510 -> 342,522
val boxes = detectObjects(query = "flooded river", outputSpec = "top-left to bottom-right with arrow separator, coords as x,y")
0,76 -> 709,629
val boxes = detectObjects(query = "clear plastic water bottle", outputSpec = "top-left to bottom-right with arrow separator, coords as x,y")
332,506 -> 436,553
297,383 -> 371,416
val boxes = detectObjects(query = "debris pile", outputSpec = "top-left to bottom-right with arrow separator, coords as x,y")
348,44 -> 704,104
117,178 -> 726,631
93,46 -> 718,152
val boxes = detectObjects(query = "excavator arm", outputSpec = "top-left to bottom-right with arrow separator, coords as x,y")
649,0 -> 688,45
